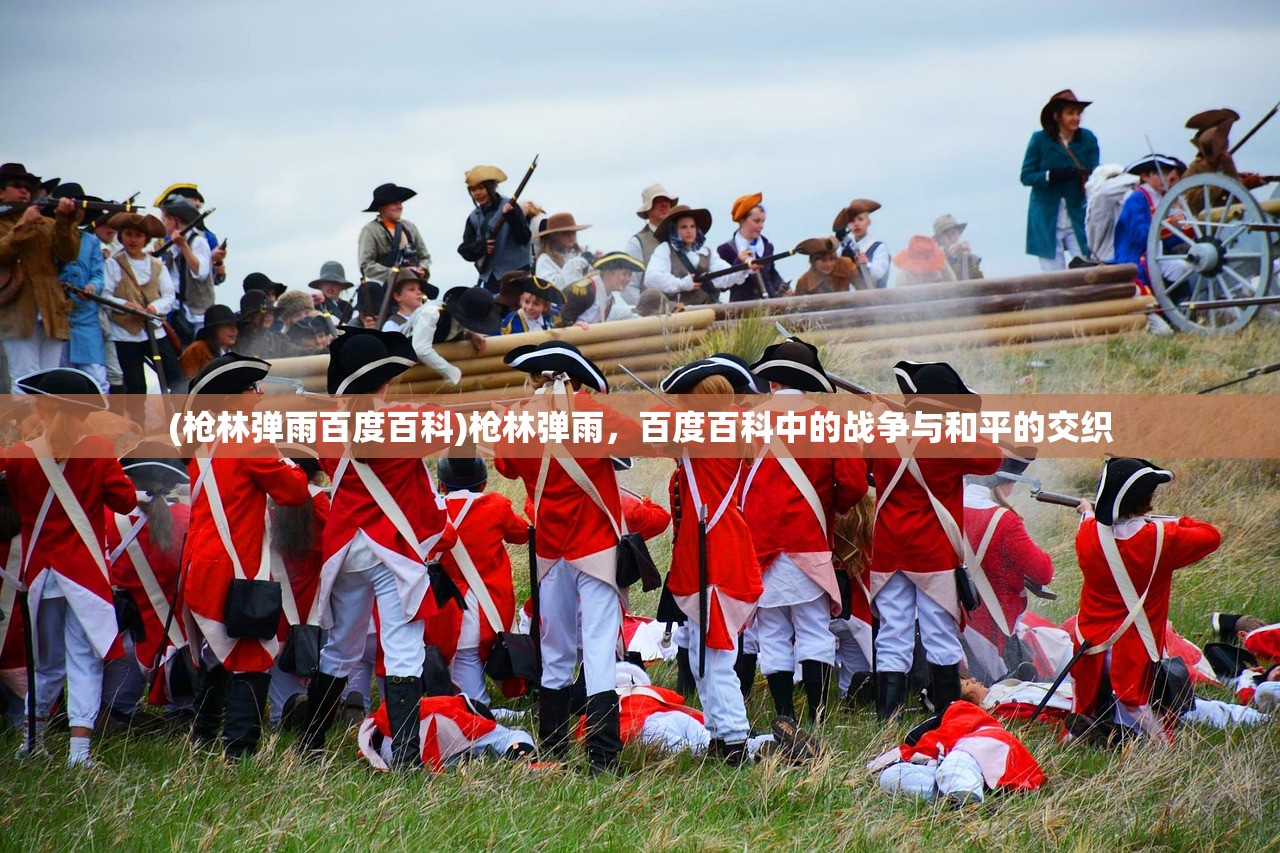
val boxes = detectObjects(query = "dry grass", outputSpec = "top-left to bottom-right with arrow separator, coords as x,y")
3,323 -> 1279,852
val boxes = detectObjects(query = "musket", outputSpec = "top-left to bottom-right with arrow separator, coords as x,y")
88,193 -> 140,230
528,525 -> 542,681
63,283 -> 176,391
1229,100 -> 1279,156
772,321 -> 894,402
0,196 -> 144,218
696,501 -> 708,679
1183,295 -> 1280,311
695,246 -> 801,284
476,155 -> 539,277
1197,360 -> 1280,394
144,558 -> 186,699
260,375 -> 332,399
150,207 -> 216,258
1028,640 -> 1088,723
374,267 -> 401,329
617,363 -> 668,400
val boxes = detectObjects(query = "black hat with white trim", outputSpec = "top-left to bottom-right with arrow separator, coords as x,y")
997,446 -> 1037,479
277,442 -> 322,479
16,368 -> 108,410
893,360 -> 981,411
438,456 -> 487,491
1202,642 -> 1258,681
661,357 -> 751,395
327,327 -> 418,395
188,353 -> 271,399
1125,154 -> 1186,176
750,338 -> 834,393
707,352 -> 762,394
121,439 -> 189,485
503,340 -> 609,393
1092,457 -> 1173,526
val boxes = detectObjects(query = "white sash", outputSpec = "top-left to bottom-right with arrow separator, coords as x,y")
194,455 -> 270,581
32,441 -> 110,583
353,460 -> 431,560
678,453 -> 740,533
962,508 -> 1011,636
1080,521 -> 1165,661
874,440 -> 964,565
108,515 -> 148,566
113,513 -> 184,647
446,495 -> 506,636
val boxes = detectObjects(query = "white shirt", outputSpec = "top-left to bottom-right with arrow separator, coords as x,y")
534,251 -> 592,292
156,234 -> 212,324
838,235 -> 890,287
402,302 -> 462,385
103,253 -> 176,343
644,242 -> 748,297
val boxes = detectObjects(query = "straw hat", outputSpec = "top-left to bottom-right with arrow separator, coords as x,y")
893,235 -> 947,274
636,183 -> 678,218
539,212 -> 591,237
465,165 -> 507,188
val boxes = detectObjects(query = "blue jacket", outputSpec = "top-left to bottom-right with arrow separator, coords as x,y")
1111,186 -> 1182,287
1020,128 -> 1099,258
59,231 -> 105,365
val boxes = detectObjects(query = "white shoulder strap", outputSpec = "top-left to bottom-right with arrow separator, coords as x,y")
114,513 -> 184,646
108,514 -> 149,566
267,508 -> 304,626
679,453 -> 739,533
33,447 -> 110,582
446,495 -> 506,636
195,455 -> 269,581
1,532 -> 25,590
963,508 -> 1011,635
353,460 -> 427,559
15,486 -> 55,588
1084,521 -> 1165,661
547,444 -> 627,538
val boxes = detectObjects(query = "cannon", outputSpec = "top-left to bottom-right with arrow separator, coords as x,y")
1147,173 -> 1278,334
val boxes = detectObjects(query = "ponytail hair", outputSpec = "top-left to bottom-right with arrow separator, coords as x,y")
131,475 -> 177,553
36,400 -> 87,463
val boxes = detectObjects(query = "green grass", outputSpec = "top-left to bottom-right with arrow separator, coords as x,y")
3,324 -> 1280,852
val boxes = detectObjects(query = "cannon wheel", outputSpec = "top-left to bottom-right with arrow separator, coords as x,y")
1147,172 -> 1275,335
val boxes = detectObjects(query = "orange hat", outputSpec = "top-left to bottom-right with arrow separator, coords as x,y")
893,235 -> 946,274
730,192 -> 763,223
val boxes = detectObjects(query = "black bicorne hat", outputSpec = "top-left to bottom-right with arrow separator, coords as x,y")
503,340 -> 608,393
16,368 -> 108,410
1202,642 -> 1258,681
1092,457 -> 1173,526
188,353 -> 271,399
751,338 -> 834,393
327,327 -> 417,395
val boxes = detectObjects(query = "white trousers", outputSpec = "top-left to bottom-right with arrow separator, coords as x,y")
878,750 -> 985,803
538,559 -> 621,695
1037,226 -> 1082,272
450,647 -> 488,705
268,665 -> 306,725
756,596 -> 836,674
4,329 -> 64,388
690,630 -> 750,744
32,592 -> 103,729
874,572 -> 962,672
1182,697 -> 1267,728
740,623 -> 758,655
320,563 -> 424,680
638,709 -> 774,758
830,616 -> 874,692
459,723 -> 534,762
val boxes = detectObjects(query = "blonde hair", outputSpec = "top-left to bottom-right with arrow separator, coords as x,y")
36,400 -> 87,463
834,493 -> 875,574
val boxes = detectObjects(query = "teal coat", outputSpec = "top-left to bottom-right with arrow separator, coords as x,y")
1020,128 -> 1099,259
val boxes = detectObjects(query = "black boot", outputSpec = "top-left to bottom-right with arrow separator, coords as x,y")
298,671 -> 348,755
842,671 -> 875,710
876,671 -> 908,721
384,675 -> 423,769
766,671 -> 796,720
928,663 -> 961,714
800,660 -> 831,724
734,651 -> 758,700
675,647 -> 696,700
191,664 -> 230,748
585,691 -> 623,776
538,686 -> 573,759
720,738 -> 749,767
223,672 -> 271,760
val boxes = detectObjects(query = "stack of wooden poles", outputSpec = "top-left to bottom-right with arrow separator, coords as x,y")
268,264 -> 1148,395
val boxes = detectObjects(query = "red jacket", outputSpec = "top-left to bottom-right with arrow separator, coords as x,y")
439,490 -> 529,657
962,499 -> 1054,651
893,701 -> 1045,792
1072,516 -> 1220,708
1244,624 -> 1280,662
106,502 -> 191,669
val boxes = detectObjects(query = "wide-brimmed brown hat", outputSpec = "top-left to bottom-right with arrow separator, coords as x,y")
797,236 -> 838,258
107,212 -> 166,239
540,212 -> 591,237
893,235 -> 947,274
1040,89 -> 1092,134
654,205 -> 713,242
636,183 -> 678,218
1186,108 -> 1240,132
390,266 -> 439,301
465,165 -> 507,188
832,199 -> 881,231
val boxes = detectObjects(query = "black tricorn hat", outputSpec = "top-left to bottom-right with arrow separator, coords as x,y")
121,439 -> 189,485
1202,642 -> 1258,681
355,281 -> 385,317
893,360 -> 981,411
504,340 -> 608,394
498,273 -> 565,308
442,285 -> 501,337
1092,457 -> 1173,526
661,357 -> 755,395
188,353 -> 271,399
1212,612 -> 1243,644
751,338 -> 834,393
243,272 -> 286,297
327,327 -> 417,395
364,183 -> 417,213
438,456 -> 488,491
16,368 -> 108,410
239,290 -> 274,323
50,182 -> 86,201
706,352 -> 762,394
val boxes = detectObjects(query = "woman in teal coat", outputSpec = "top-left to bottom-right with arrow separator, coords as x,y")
1020,90 -> 1099,270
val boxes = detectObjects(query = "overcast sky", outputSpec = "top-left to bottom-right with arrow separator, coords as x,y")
4,0 -> 1279,306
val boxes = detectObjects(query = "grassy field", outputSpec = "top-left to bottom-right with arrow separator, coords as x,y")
2,323 -> 1279,852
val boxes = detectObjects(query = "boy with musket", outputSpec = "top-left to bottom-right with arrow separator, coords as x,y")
743,339 -> 867,723
298,329 -> 457,769
1,369 -> 137,766
156,195 -> 214,342
308,260 -> 356,327
358,183 -> 431,285
493,341 -> 642,773
181,355 -> 311,758
833,199 -> 890,288
435,455 -> 529,706
458,166 -> 533,292
0,163 -> 82,386
1067,459 -> 1221,745
624,184 -> 678,302
866,362 -> 1001,720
